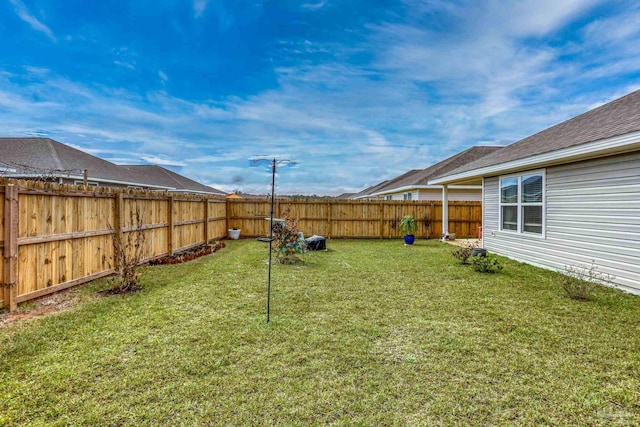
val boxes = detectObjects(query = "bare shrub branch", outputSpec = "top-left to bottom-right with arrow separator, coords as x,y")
559,260 -> 615,300
451,241 -> 479,265
108,206 -> 146,293
271,208 -> 307,264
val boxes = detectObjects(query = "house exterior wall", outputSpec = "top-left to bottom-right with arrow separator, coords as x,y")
360,188 -> 481,201
376,188 -> 482,201
386,192 -> 411,201
417,188 -> 482,201
482,151 -> 640,294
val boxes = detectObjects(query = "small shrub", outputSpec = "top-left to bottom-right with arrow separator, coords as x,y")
559,261 -> 615,300
272,209 -> 307,264
108,207 -> 146,293
399,215 -> 418,235
452,241 -> 479,265
471,254 -> 503,273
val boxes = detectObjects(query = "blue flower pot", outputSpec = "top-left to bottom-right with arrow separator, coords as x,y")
403,234 -> 415,245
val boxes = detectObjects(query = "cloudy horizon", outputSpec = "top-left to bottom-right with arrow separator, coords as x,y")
1,0 -> 639,195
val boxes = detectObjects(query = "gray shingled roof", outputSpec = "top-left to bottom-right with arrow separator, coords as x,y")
122,165 -> 225,195
352,146 -> 501,198
335,192 -> 356,199
435,89 -> 640,179
0,137 -> 225,194
0,137 -> 143,183
349,180 -> 389,199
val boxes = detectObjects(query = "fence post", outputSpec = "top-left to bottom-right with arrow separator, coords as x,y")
204,198 -> 210,245
168,195 -> 174,256
113,192 -> 124,274
379,201 -> 384,239
326,200 -> 332,238
3,184 -> 18,311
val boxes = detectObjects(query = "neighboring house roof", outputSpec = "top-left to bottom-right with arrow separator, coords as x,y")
0,137 -> 143,184
352,146 -> 502,198
349,179 -> 391,199
431,89 -> 640,184
0,137 -> 225,195
334,192 -> 355,199
122,165 -> 225,195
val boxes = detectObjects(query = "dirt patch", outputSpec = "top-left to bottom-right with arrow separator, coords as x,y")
0,288 -> 85,327
1,242 -> 226,327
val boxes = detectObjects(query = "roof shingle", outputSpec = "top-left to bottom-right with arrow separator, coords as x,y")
352,146 -> 501,198
0,137 -> 225,195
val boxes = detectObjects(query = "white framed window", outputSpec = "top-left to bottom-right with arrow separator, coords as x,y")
385,195 -> 392,201
499,170 -> 544,236
74,180 -> 99,187
403,192 -> 412,201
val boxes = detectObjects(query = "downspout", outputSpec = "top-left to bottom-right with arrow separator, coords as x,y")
442,184 -> 448,239
481,177 -> 485,247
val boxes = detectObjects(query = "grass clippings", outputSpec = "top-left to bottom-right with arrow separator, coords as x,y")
1,239 -> 639,425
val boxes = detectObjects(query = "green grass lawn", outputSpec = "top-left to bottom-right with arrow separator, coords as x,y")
1,239 -> 639,425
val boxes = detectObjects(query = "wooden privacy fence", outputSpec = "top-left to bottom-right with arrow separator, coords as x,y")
1,180 -> 481,311
227,199 -> 481,240
1,180 -> 227,311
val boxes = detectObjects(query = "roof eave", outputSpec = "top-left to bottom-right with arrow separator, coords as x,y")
367,184 -> 482,197
429,131 -> 640,185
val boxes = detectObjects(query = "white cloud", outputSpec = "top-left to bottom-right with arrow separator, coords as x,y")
9,0 -> 56,42
301,1 -> 328,11
584,8 -> 640,44
194,0 -> 208,18
113,47 -> 136,70
187,154 -> 240,163
139,155 -> 187,167
488,0 -> 600,37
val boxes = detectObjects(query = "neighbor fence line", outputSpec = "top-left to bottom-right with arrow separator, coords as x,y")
1,179 -> 481,311
226,198 -> 481,240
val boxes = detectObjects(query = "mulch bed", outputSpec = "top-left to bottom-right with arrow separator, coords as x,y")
149,242 -> 225,265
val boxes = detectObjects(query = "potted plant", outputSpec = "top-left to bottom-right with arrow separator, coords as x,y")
399,215 -> 418,245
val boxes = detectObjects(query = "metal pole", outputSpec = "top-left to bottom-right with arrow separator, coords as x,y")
267,159 -> 276,323
250,156 -> 295,324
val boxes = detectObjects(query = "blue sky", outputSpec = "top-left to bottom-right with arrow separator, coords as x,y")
1,0 -> 639,195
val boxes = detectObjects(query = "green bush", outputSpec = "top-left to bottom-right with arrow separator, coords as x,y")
399,215 -> 418,235
470,254 -> 503,273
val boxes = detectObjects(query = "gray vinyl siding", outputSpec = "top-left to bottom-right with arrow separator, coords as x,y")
483,177 -> 499,231
482,151 -> 640,294
381,188 -> 482,201
417,188 -> 482,201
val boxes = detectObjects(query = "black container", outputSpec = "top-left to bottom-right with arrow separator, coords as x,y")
307,235 -> 327,251
471,248 -> 487,257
